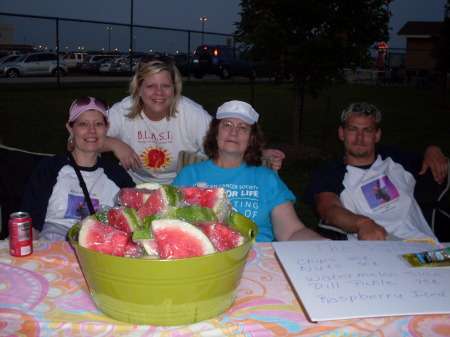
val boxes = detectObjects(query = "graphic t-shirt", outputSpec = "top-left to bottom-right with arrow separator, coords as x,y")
306,146 -> 437,241
172,160 -> 296,242
107,96 -> 212,184
21,153 -> 135,232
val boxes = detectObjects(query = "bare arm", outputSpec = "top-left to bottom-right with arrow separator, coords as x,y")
68,135 -> 141,172
103,136 -> 142,172
314,192 -> 387,240
271,201 -> 326,241
419,146 -> 448,184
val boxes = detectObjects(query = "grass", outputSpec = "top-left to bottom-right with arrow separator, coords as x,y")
0,80 -> 448,228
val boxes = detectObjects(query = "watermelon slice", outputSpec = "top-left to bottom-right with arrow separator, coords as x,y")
197,222 -> 247,252
136,182 -> 162,190
92,209 -> 109,224
137,185 -> 183,219
78,218 -> 130,257
179,187 -> 232,222
119,187 -> 157,208
108,208 -> 141,233
161,185 -> 184,206
139,239 -> 159,257
131,229 -> 159,257
119,183 -> 162,209
132,228 -> 154,240
181,186 -> 204,205
152,219 -> 216,259
142,206 -> 218,229
201,188 -> 232,222
172,205 -> 218,222
124,239 -> 144,258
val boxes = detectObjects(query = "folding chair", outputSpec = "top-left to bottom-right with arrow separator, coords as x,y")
0,144 -> 52,239
176,150 -> 277,173
414,157 -> 450,241
177,151 -> 208,173
317,158 -> 450,242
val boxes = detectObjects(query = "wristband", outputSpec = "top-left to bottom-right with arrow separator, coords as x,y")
356,218 -> 374,231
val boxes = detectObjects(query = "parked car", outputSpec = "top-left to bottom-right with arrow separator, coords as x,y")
64,52 -> 89,69
0,54 -> 20,66
99,57 -> 121,74
118,57 -> 144,74
108,57 -> 127,74
80,55 -> 115,72
109,53 -> 147,75
89,56 -> 115,72
172,53 -> 190,76
190,45 -> 256,80
0,52 -> 68,78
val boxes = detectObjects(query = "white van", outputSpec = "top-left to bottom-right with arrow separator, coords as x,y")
65,53 -> 89,69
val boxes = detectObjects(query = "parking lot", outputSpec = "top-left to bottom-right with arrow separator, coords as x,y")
0,72 -> 260,85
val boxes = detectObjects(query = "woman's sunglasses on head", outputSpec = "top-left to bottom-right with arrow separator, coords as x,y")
71,96 -> 109,111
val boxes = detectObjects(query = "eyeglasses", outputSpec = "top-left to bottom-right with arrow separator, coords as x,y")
140,54 -> 174,65
220,121 -> 252,133
70,96 -> 109,111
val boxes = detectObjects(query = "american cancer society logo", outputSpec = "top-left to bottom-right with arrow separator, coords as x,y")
361,176 -> 399,209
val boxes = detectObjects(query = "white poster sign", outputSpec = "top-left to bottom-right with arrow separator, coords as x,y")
272,241 -> 450,321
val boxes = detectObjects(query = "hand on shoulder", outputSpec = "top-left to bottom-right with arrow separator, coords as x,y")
262,149 -> 285,171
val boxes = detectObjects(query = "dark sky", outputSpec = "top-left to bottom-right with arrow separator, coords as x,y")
1,0 -> 447,52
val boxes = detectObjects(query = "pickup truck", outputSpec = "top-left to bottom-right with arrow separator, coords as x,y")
64,53 -> 89,69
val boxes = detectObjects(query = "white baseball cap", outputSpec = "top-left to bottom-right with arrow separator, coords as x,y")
216,100 -> 259,125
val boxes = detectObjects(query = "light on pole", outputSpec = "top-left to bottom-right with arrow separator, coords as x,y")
106,26 -> 112,53
200,17 -> 207,45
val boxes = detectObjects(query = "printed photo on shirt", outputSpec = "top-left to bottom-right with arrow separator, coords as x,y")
361,176 -> 399,209
64,194 -> 99,219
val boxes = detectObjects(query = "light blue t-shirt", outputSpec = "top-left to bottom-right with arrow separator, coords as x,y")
172,160 -> 296,242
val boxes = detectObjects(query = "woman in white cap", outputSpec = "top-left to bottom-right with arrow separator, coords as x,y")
173,100 -> 325,242
102,57 -> 285,185
21,96 -> 135,241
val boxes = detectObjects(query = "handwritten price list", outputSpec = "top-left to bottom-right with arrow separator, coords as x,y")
272,241 -> 450,321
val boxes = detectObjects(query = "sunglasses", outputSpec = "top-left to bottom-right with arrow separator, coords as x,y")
70,96 -> 109,111
140,54 -> 174,65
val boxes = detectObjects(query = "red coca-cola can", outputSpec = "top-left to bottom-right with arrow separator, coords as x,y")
9,211 -> 33,257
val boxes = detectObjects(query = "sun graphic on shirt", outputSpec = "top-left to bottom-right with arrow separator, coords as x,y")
140,145 -> 173,171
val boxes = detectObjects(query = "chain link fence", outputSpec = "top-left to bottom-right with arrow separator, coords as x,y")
344,47 -> 445,89
0,12 -> 446,90
0,12 -> 234,90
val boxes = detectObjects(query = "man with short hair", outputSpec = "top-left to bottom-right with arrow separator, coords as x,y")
306,102 -> 448,241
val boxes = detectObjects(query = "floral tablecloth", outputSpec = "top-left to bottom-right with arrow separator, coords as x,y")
1,240 -> 449,336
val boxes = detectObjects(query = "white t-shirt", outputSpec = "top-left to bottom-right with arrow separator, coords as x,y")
340,155 -> 437,241
107,96 -> 212,184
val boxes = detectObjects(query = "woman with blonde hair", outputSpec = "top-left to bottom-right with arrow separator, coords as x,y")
103,56 -> 285,185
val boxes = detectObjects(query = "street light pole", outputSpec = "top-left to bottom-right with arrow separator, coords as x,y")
200,17 -> 207,45
106,26 -> 112,54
